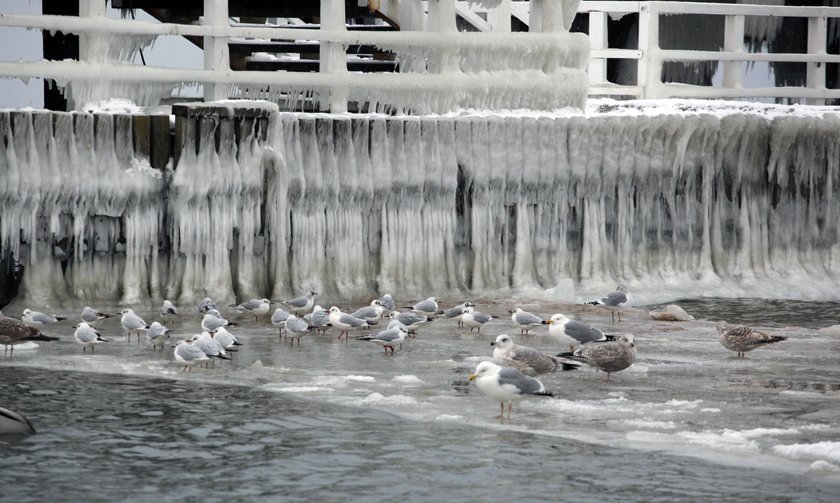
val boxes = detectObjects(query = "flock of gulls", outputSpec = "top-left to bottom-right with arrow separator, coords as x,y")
0,283 -> 789,420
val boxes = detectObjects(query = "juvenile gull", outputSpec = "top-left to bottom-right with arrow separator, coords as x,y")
509,308 -> 543,335
284,314 -> 311,346
0,314 -> 58,357
22,309 -> 66,328
542,313 -> 614,352
120,308 -> 149,344
0,406 -> 36,435
716,321 -> 787,358
356,322 -> 409,353
557,334 -> 637,381
468,361 -> 554,419
73,322 -> 108,353
280,290 -> 317,315
271,307 -> 291,341
587,284 -> 629,322
160,300 -> 178,317
443,302 -> 474,329
146,321 -> 172,351
232,298 -> 271,321
491,334 -> 579,376
328,307 -> 368,341
462,306 -> 496,333
173,339 -> 210,372
80,306 -> 113,324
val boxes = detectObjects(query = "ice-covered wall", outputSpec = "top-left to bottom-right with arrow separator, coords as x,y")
2,102 -> 840,306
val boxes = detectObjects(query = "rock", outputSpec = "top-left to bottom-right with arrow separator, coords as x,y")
649,304 -> 694,321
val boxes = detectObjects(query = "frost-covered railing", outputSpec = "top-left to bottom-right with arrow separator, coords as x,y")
0,0 -> 589,113
579,1 -> 840,103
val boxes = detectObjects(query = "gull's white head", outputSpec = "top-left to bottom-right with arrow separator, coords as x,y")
491,334 -> 514,349
544,313 -> 569,325
120,308 -> 134,315
22,309 -> 32,316
468,361 -> 499,381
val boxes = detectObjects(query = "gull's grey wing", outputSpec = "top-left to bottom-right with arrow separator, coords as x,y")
285,316 -> 309,333
600,291 -> 627,306
564,320 -> 605,343
283,295 -> 309,308
413,298 -> 437,313
515,311 -> 543,325
496,367 -> 546,395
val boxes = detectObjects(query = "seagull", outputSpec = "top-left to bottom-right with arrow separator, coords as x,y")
198,297 -> 218,314
1,314 -> 59,357
356,322 -> 409,353
557,334 -> 637,381
201,310 -> 236,332
80,306 -> 113,325
509,308 -> 543,335
328,306 -> 368,341
462,306 -> 496,333
22,308 -> 66,328
120,308 -> 149,344
351,300 -> 385,326
309,305 -> 330,335
213,327 -> 242,352
491,334 -> 578,376
146,321 -> 172,351
73,322 -> 108,353
173,339 -> 210,372
284,314 -> 311,346
0,406 -> 36,435
443,302 -> 474,329
377,293 -> 396,315
232,298 -> 271,321
716,321 -> 787,358
390,311 -> 429,336
160,300 -> 178,317
542,313 -> 615,352
407,297 -> 441,317
587,284 -> 629,322
279,290 -> 317,315
192,331 -> 232,364
468,361 -> 554,419
271,307 -> 291,341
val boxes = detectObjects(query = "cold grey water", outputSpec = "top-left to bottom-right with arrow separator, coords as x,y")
2,298 -> 840,502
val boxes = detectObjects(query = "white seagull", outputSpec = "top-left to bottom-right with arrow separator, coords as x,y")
214,327 -> 242,352
198,297 -> 218,314
73,322 -> 108,353
509,308 -> 543,335
377,293 -> 396,315
201,310 -> 236,332
351,300 -> 385,326
80,306 -> 113,325
462,306 -> 496,333
120,308 -> 149,344
173,339 -> 210,372
407,297 -> 441,317
233,298 -> 272,321
22,309 -> 66,328
443,302 -> 474,329
284,314 -> 311,346
309,305 -> 331,335
587,284 -> 630,322
542,313 -> 614,352
280,290 -> 317,315
356,322 -> 409,353
328,306 -> 368,341
160,299 -> 178,317
146,321 -> 172,351
468,361 -> 554,419
271,307 -> 291,341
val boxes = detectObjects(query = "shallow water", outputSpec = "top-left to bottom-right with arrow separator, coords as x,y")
2,298 -> 840,502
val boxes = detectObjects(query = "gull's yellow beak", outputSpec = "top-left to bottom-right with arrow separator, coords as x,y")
468,373 -> 477,381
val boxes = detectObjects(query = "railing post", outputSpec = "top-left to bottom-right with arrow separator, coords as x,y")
203,0 -> 229,102
320,0 -> 348,112
78,0 -> 107,63
807,14 -> 827,105
529,0 -> 564,33
637,2 -> 661,99
723,14 -> 745,90
489,0 -> 512,33
428,0 -> 458,73
588,11 -> 608,85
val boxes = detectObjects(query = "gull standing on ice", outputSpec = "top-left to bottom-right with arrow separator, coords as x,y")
443,302 -> 474,329
201,309 -> 236,332
308,305 -> 331,335
509,308 -> 543,335
377,293 -> 396,315
491,334 -> 578,376
214,327 -> 242,351
233,298 -> 271,321
542,313 -> 614,352
22,309 -> 66,328
587,284 -> 629,322
461,306 -> 496,333
120,308 -> 149,344
73,322 -> 108,353
716,321 -> 787,359
351,300 -> 385,326
1,314 -> 58,357
160,300 -> 178,317
271,307 -> 291,341
173,339 -> 210,372
390,311 -> 429,336
198,297 -> 218,314
280,290 -> 317,315
328,306 -> 368,340
146,321 -> 172,351
356,321 -> 409,353
284,314 -> 311,346
557,334 -> 637,381
407,297 -> 441,317
468,361 -> 554,419
192,331 -> 232,364
80,306 -> 113,325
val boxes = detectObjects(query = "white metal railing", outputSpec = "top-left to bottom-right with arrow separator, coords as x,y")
579,1 -> 840,103
1,1 -> 839,109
